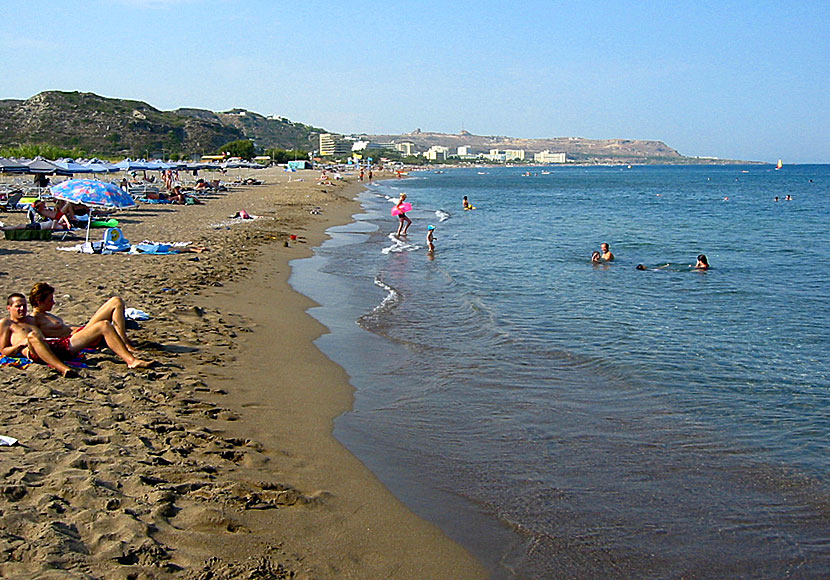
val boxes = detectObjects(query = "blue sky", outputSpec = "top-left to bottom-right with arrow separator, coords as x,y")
2,0 -> 828,162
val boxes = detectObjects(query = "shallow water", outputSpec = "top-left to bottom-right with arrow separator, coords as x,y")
291,165 -> 830,578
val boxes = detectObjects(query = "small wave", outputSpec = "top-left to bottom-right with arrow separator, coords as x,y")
435,210 -> 451,222
382,233 -> 421,254
357,278 -> 402,330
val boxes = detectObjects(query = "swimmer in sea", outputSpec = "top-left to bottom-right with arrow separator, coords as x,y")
463,196 -> 471,210
694,254 -> 710,270
591,251 -> 602,264
600,243 -> 614,261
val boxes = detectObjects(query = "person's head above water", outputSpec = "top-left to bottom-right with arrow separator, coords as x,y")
696,254 -> 709,269
636,264 -> 647,270
591,251 -> 601,263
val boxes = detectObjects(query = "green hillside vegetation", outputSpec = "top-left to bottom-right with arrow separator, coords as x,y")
0,91 -> 325,159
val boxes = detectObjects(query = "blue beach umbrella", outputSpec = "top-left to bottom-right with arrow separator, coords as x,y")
54,158 -> 94,175
50,178 -> 136,245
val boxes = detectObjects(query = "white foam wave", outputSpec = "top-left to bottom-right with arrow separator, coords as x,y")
435,209 -> 451,222
382,233 -> 421,254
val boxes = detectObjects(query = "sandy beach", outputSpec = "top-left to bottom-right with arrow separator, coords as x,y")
0,168 -> 486,579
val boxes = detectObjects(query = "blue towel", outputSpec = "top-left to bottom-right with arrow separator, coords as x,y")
0,356 -> 33,369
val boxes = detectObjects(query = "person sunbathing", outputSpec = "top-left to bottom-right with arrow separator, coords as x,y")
1,293 -> 78,377
29,282 -> 140,355
28,199 -> 64,222
2,215 -> 72,231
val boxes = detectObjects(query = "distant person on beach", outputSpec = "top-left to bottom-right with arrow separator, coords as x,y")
427,225 -> 436,254
1,293 -> 78,377
368,169 -> 373,182
28,283 -> 144,360
395,193 -> 411,236
694,254 -> 710,270
600,243 -> 614,261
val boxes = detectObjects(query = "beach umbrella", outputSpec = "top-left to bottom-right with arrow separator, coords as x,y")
23,156 -> 64,175
54,158 -> 94,175
50,178 -> 136,246
0,157 -> 28,173
81,161 -> 112,174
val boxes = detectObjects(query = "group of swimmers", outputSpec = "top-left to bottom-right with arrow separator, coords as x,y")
592,243 -> 709,271
1,283 -> 153,377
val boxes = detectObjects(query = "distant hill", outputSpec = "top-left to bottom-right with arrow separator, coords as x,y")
360,130 -> 716,164
0,91 -> 747,164
0,91 -> 325,158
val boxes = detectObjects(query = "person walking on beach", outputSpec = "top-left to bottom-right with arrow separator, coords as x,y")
1,293 -> 78,377
395,193 -> 411,236
427,225 -> 436,254
600,243 -> 614,261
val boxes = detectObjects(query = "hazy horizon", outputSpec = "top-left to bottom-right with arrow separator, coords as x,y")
2,1 -> 828,163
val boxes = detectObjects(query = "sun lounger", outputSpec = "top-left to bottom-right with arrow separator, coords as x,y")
4,229 -> 52,241
0,191 -> 25,212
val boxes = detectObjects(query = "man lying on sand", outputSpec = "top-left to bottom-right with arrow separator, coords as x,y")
27,283 -> 153,369
29,282 -> 136,350
1,293 -> 79,377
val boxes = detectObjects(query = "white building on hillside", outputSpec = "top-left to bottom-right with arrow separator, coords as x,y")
424,145 -> 450,161
534,150 -> 567,163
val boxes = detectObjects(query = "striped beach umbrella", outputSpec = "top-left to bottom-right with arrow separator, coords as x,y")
50,179 -> 136,245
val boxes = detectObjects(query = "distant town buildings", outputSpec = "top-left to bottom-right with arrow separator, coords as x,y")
533,150 -> 567,163
395,142 -> 416,156
320,134 -> 568,164
425,146 -> 450,161
319,133 -> 352,156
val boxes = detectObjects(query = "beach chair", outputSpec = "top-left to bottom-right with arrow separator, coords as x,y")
0,191 -> 25,212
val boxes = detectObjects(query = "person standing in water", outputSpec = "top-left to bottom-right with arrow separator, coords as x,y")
426,225 -> 436,254
600,243 -> 614,261
396,193 -> 411,236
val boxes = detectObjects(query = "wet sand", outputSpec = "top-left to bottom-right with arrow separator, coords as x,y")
0,168 -> 486,578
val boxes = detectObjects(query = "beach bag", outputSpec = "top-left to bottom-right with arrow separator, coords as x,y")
103,227 -> 130,252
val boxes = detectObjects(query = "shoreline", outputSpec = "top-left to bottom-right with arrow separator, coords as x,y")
0,168 -> 486,578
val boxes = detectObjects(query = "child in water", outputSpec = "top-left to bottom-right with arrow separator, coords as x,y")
427,225 -> 436,254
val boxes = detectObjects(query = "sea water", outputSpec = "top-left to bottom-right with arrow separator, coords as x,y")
290,165 -> 830,579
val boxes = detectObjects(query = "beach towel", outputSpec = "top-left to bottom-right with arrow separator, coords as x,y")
137,198 -> 172,204
0,356 -> 33,369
